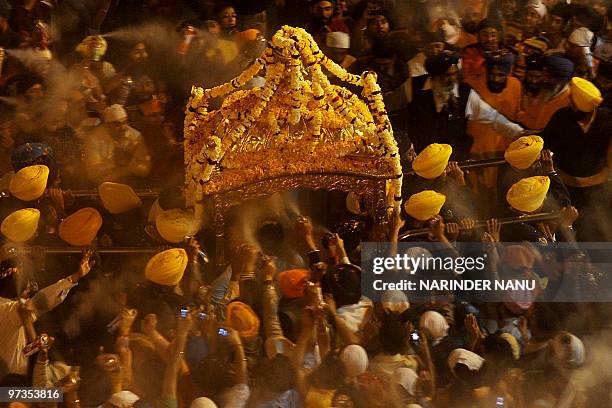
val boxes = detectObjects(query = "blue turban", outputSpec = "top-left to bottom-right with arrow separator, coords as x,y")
542,55 -> 574,83
11,143 -> 58,181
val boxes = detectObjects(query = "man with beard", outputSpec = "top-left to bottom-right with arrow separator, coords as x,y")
462,18 -> 503,87
467,52 -> 521,189
517,55 -> 573,130
305,0 -> 350,47
385,52 -> 526,160
539,77 -> 611,240
105,42 -> 165,108
83,104 -> 152,186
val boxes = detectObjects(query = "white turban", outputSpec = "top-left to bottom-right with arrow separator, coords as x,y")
340,344 -> 369,378
404,247 -> 433,274
381,290 -> 410,314
395,367 -> 418,396
448,348 -> 485,374
190,397 -> 218,408
108,390 -> 139,408
102,104 -> 128,123
569,27 -> 594,48
527,0 -> 547,19
551,332 -> 585,367
326,31 -> 351,49
419,310 -> 449,340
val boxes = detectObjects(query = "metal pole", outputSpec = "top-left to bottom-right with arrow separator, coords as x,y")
67,189 -> 161,198
399,211 -> 560,240
13,247 -> 166,254
404,157 -> 507,176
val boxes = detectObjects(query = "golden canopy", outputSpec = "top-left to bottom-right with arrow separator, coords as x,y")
184,26 -> 403,213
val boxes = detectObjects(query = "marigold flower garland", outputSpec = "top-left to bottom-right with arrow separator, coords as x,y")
184,26 -> 403,212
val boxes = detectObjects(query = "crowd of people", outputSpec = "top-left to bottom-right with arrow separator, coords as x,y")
0,0 -> 611,407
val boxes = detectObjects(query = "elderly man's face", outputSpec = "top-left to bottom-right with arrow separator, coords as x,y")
478,28 -> 499,51
108,118 -> 129,137
312,1 -> 334,24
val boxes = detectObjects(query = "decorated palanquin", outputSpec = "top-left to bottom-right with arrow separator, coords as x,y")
184,26 -> 402,265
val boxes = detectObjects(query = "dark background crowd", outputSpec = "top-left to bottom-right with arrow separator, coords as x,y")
0,0 -> 612,407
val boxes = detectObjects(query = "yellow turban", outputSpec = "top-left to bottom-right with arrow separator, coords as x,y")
500,333 -> 520,360
506,176 -> 550,213
226,301 -> 260,338
145,248 -> 188,286
412,144 -> 452,179
504,136 -> 544,170
570,77 -> 603,112
1,208 -> 40,242
155,209 -> 199,243
59,207 -> 103,246
9,165 -> 49,201
403,190 -> 446,221
98,182 -> 142,214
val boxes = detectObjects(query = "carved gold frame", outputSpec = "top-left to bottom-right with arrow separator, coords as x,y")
207,170 -> 397,267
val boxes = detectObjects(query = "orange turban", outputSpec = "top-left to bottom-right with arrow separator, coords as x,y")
226,301 -> 260,338
59,207 -> 102,246
278,269 -> 310,299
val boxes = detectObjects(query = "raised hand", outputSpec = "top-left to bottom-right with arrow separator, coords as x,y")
296,216 -> 314,238
118,309 -> 138,336
78,248 -> 96,278
540,149 -> 554,173
484,218 -> 501,243
446,161 -> 466,186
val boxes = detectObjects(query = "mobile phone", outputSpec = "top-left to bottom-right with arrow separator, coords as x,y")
275,340 -> 284,354
496,396 -> 504,406
180,308 -> 188,318
198,312 -> 207,321
218,328 -> 229,337
410,330 -> 421,347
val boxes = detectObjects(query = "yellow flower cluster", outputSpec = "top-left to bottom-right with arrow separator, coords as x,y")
184,26 -> 403,212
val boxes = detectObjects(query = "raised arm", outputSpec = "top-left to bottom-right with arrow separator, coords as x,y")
161,313 -> 193,403
465,89 -> 525,140
261,256 -> 284,339
115,309 -> 138,389
31,250 -> 95,316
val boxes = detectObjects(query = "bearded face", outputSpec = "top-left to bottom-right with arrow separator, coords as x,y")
487,65 -> 508,93
524,70 -> 543,95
